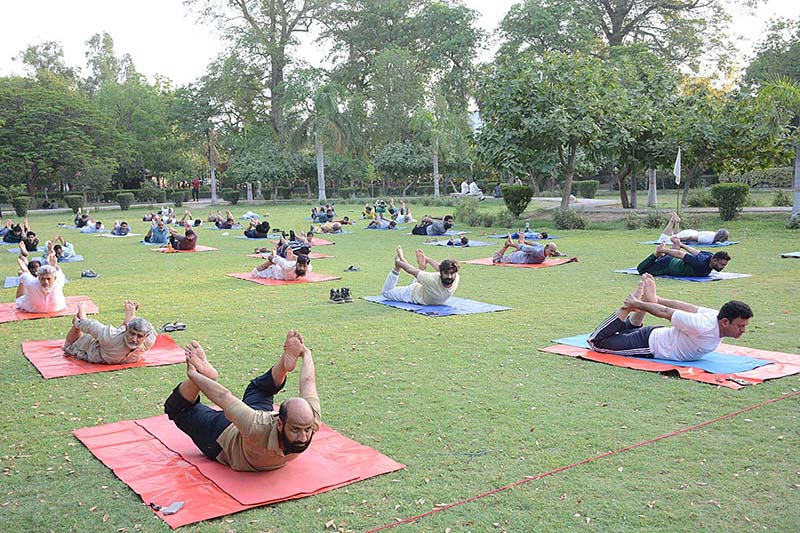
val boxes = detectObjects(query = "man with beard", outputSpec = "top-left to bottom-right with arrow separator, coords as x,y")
588,273 -> 752,361
636,238 -> 730,278
62,300 -> 156,365
251,248 -> 311,280
165,330 -> 319,472
167,222 -> 198,251
382,245 -> 460,305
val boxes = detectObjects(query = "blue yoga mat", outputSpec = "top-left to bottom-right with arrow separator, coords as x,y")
5,275 -> 70,288
614,268 -> 751,282
364,226 -> 407,231
781,252 -> 800,258
423,240 -> 492,247
639,240 -> 738,247
140,240 -> 166,246
41,254 -> 84,263
7,247 -> 42,254
362,296 -> 510,316
553,334 -> 772,374
488,232 -> 558,240
206,225 -> 242,230
234,235 -> 275,240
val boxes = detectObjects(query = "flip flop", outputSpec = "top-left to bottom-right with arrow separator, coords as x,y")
160,322 -> 187,333
344,265 -> 360,272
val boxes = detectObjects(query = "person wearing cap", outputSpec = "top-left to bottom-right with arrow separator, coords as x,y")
492,235 -> 560,264
62,300 -> 156,365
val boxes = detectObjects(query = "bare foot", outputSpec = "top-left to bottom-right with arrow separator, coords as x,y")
655,244 -> 667,257
184,341 -> 218,381
641,273 -> 657,302
76,301 -> 87,321
282,330 -> 304,372
415,249 -> 426,270
506,236 -> 513,246
396,245 -> 407,264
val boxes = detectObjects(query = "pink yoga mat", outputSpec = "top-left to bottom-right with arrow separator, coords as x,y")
247,252 -> 334,259
227,272 -> 341,285
0,295 -> 99,324
22,334 -> 184,379
74,414 -> 405,528
463,257 -> 578,268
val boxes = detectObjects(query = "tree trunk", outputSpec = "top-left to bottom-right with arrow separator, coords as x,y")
528,172 -> 540,195
646,168 -> 657,207
793,141 -> 799,218
630,166 -> 638,209
432,151 -> 440,197
617,164 -> 631,208
315,137 -> 326,201
559,143 -> 577,209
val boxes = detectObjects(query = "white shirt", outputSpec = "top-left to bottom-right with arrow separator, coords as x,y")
16,270 -> 67,312
469,182 -> 482,195
675,229 -> 716,245
460,181 -> 469,194
251,255 -> 311,281
648,307 -> 720,361
411,271 -> 459,305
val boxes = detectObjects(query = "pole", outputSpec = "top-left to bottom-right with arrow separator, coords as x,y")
206,128 -> 218,205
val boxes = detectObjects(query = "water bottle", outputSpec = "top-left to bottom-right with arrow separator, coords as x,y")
525,222 -> 530,233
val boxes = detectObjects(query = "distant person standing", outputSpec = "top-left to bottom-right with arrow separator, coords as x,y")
192,178 -> 200,202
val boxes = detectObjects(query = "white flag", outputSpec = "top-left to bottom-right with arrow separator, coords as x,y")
673,148 -> 681,185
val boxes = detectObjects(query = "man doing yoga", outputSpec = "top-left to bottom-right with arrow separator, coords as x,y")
657,211 -> 729,245
588,273 -> 752,361
63,300 -> 155,364
493,234 -> 560,264
637,237 -> 729,277
382,245 -> 459,305
252,248 -> 311,280
165,331 -> 319,471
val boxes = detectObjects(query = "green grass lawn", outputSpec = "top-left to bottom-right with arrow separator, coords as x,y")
1,202 -> 798,532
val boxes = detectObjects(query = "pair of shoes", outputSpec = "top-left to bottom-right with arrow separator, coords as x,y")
344,265 -> 360,272
160,321 -> 187,332
340,287 -> 353,303
329,288 -> 344,304
255,247 -> 269,254
81,270 -> 100,278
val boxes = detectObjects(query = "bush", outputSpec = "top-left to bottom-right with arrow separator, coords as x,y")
575,180 -> 599,198
711,183 -> 750,221
500,184 -> 534,217
773,189 -> 792,207
222,189 -> 240,205
624,213 -> 642,230
11,196 -> 31,217
171,191 -> 184,207
493,209 -> 518,228
552,208 -> 587,230
64,195 -> 85,213
641,209 -> 667,229
687,189 -> 716,207
786,215 -> 800,230
454,198 -> 481,226
719,167 -> 791,188
116,192 -> 135,211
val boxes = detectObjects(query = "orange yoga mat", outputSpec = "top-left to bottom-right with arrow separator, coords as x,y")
74,414 -> 405,528
0,295 -> 99,324
227,272 -> 341,285
540,343 -> 800,390
247,252 -> 334,260
463,257 -> 578,268
152,245 -> 218,253
22,334 -> 184,379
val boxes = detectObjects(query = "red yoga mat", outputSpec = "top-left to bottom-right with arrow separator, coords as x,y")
247,252 -> 335,260
227,272 -> 341,285
22,334 -> 184,379
74,414 -> 406,528
540,343 -> 800,390
463,257 -> 578,268
0,295 -> 99,324
152,245 -> 218,253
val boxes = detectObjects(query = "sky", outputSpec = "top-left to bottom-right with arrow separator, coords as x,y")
1,0 -> 798,86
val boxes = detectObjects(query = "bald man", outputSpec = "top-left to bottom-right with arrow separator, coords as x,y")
164,331 -> 319,472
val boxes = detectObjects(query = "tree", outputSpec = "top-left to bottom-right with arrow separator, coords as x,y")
758,75 -> 800,217
477,52 -> 627,209
15,41 -> 78,82
372,141 -> 431,195
744,18 -> 800,89
226,141 -> 299,200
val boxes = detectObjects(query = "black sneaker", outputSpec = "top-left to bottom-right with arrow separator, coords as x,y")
330,289 -> 344,304
341,287 -> 353,303
290,230 -> 296,242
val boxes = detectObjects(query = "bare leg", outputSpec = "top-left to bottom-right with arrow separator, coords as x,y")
628,278 -> 647,327
65,302 -> 89,345
178,341 -> 219,402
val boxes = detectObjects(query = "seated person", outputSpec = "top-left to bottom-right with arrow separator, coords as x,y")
79,219 -> 105,233
244,219 -> 271,238
493,235 -> 559,264
411,215 -> 454,236
311,222 -> 342,234
362,204 -> 376,220
164,331 -> 319,472
367,219 -> 397,230
40,235 -> 77,262
446,236 -> 470,247
16,247 -> 66,313
382,246 -> 460,305
144,218 -> 170,244
111,220 -> 130,236
657,211 -> 729,245
2,220 -> 24,243
460,180 -> 469,196
62,300 -> 156,365
251,248 -> 311,280
588,273 -> 752,361
167,223 -> 198,251
468,179 -> 484,198
637,238 -> 729,277
493,183 -> 502,198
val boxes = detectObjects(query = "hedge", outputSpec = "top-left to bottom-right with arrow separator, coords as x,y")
116,192 -> 135,211
711,183 -> 750,221
719,167 -> 792,188
222,189 -> 240,205
499,184 -> 533,217
575,180 -> 599,198
12,196 -> 31,217
64,195 -> 85,213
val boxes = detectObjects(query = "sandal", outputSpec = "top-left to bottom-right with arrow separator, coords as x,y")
344,265 -> 360,272
81,270 -> 100,278
160,322 -> 187,333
